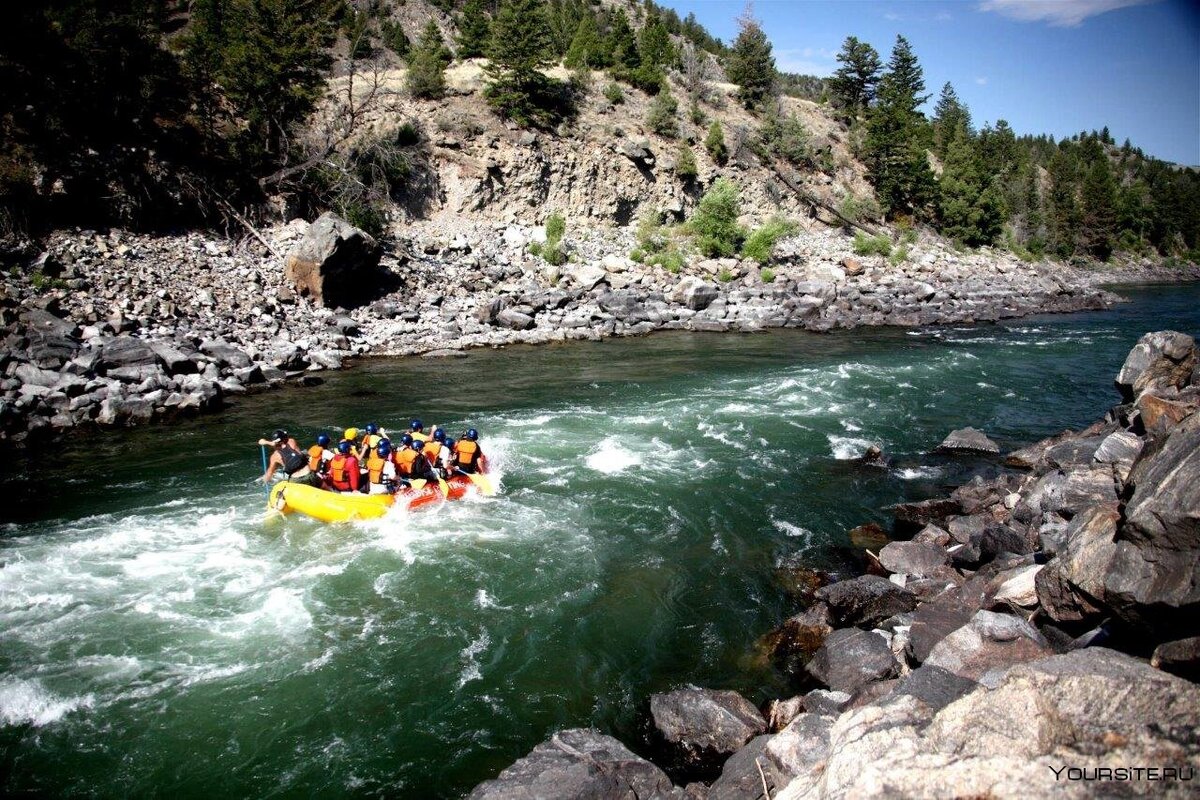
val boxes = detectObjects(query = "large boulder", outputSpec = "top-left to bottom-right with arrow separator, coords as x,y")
1035,504 -> 1120,623
801,649 -> 1200,800
467,728 -> 680,800
706,735 -> 787,800
99,336 -> 158,370
669,277 -> 719,311
814,575 -> 918,628
649,688 -> 766,780
924,610 -> 1052,681
1103,411 -> 1200,637
805,628 -> 899,694
878,540 -> 949,577
1114,330 -> 1196,402
284,212 -> 382,308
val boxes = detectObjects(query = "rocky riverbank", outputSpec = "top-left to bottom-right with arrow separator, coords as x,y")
468,330 -> 1200,799
2,213 -> 1197,443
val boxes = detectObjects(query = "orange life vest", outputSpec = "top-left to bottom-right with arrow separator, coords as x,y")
329,454 -> 357,491
454,439 -> 480,468
422,440 -> 441,462
308,445 -> 325,472
366,452 -> 388,484
393,448 -> 419,476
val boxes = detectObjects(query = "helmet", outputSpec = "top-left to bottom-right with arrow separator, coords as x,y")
466,428 -> 478,441
316,433 -> 330,447
410,441 -> 423,451
344,427 -> 359,441
338,441 -> 352,454
400,434 -> 414,446
365,422 -> 378,435
433,429 -> 446,443
272,429 -> 288,443
378,437 -> 391,449
410,419 -> 423,431
377,441 -> 392,457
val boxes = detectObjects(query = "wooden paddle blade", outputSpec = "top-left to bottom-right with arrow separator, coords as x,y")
468,472 -> 496,496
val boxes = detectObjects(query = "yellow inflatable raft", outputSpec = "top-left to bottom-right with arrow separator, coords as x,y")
269,481 -> 394,523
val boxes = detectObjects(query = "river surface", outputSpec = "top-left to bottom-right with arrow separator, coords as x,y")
1,283 -> 1197,798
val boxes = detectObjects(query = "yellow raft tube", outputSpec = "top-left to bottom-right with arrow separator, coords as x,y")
269,481 -> 394,523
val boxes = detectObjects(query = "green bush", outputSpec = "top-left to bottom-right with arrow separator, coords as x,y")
648,249 -> 684,273
758,111 -> 812,167
838,195 -> 881,225
741,217 -> 797,263
636,211 -> 668,253
759,267 -> 775,283
629,247 -> 645,262
690,178 -> 745,257
646,89 -> 679,138
528,241 -> 543,256
852,231 -> 892,257
718,268 -> 734,282
545,212 -> 566,242
705,120 -> 727,164
604,83 -> 625,105
888,245 -> 909,265
337,198 -> 387,239
675,145 -> 698,181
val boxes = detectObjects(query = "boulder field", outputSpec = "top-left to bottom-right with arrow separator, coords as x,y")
5,213 -> 1196,442
469,331 -> 1200,799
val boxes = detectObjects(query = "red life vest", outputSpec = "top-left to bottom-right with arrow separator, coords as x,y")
328,454 -> 358,491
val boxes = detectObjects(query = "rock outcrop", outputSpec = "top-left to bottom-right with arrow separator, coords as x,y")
283,212 -> 383,308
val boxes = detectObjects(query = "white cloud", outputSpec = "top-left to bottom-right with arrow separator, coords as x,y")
978,0 -> 1156,27
975,76 -> 989,85
775,47 -> 838,77
884,12 -> 901,20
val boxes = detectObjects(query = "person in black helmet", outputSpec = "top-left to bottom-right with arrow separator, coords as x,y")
257,429 -> 321,486
451,428 -> 484,474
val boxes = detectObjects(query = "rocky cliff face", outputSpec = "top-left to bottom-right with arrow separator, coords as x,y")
469,331 -> 1200,799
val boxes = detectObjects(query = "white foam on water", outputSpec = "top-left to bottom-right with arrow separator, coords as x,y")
219,587 -> 312,639
840,419 -> 862,432
896,466 -> 943,480
474,589 -> 510,610
585,438 -> 643,474
827,435 -> 877,460
771,519 -> 814,541
456,630 -> 491,689
0,677 -> 94,728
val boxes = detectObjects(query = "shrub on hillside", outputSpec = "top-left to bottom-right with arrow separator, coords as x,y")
852,231 -> 892,257
705,121 -> 727,164
675,145 -> 698,181
742,217 -> 797,263
690,178 -> 745,257
646,89 -> 679,138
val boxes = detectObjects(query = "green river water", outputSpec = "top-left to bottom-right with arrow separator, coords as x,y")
1,283 -> 1198,798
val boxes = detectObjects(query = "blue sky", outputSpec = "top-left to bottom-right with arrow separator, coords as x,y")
661,0 -> 1200,165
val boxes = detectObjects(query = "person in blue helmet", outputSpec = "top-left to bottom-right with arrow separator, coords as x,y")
307,433 -> 333,478
366,439 -> 398,494
358,422 -> 382,461
430,428 -> 454,474
409,419 -> 430,443
451,428 -> 484,474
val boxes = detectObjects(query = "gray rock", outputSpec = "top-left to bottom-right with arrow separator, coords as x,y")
200,341 -> 253,369
1035,504 -> 1119,623
18,308 -> 77,339
815,575 -> 919,628
806,628 -> 899,693
1104,411 -> 1200,636
148,341 -> 198,375
1092,430 -> 1142,467
1114,329 -> 1196,401
936,426 -> 1000,454
887,497 -> 961,535
568,263 -> 607,290
14,363 -> 61,388
764,604 -> 832,674
909,586 -> 983,663
669,277 -> 720,311
467,728 -> 680,800
878,541 -> 949,577
100,336 -> 158,369
650,688 -> 766,778
893,664 -> 977,713
924,609 -> 1052,681
800,689 -> 851,717
284,212 -> 382,308
496,309 -> 535,331
707,735 -> 784,800
1151,636 -> 1200,682
764,714 -> 833,782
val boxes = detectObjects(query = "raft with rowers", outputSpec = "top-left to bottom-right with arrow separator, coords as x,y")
258,420 -> 495,522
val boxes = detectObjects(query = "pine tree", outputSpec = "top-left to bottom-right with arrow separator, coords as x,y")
638,15 -> 675,67
484,0 -> 561,126
380,19 -> 410,58
932,82 -> 970,158
1079,157 -> 1118,259
725,7 -> 775,110
828,36 -> 882,118
564,15 -> 605,69
864,35 -> 934,219
407,20 -> 449,99
676,143 -> 698,181
1046,149 -> 1080,258
456,0 -> 492,59
1022,164 -> 1045,252
606,9 -> 640,71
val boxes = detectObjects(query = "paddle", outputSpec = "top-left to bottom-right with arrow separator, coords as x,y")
259,445 -> 270,496
437,477 -> 450,497
466,472 -> 496,496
